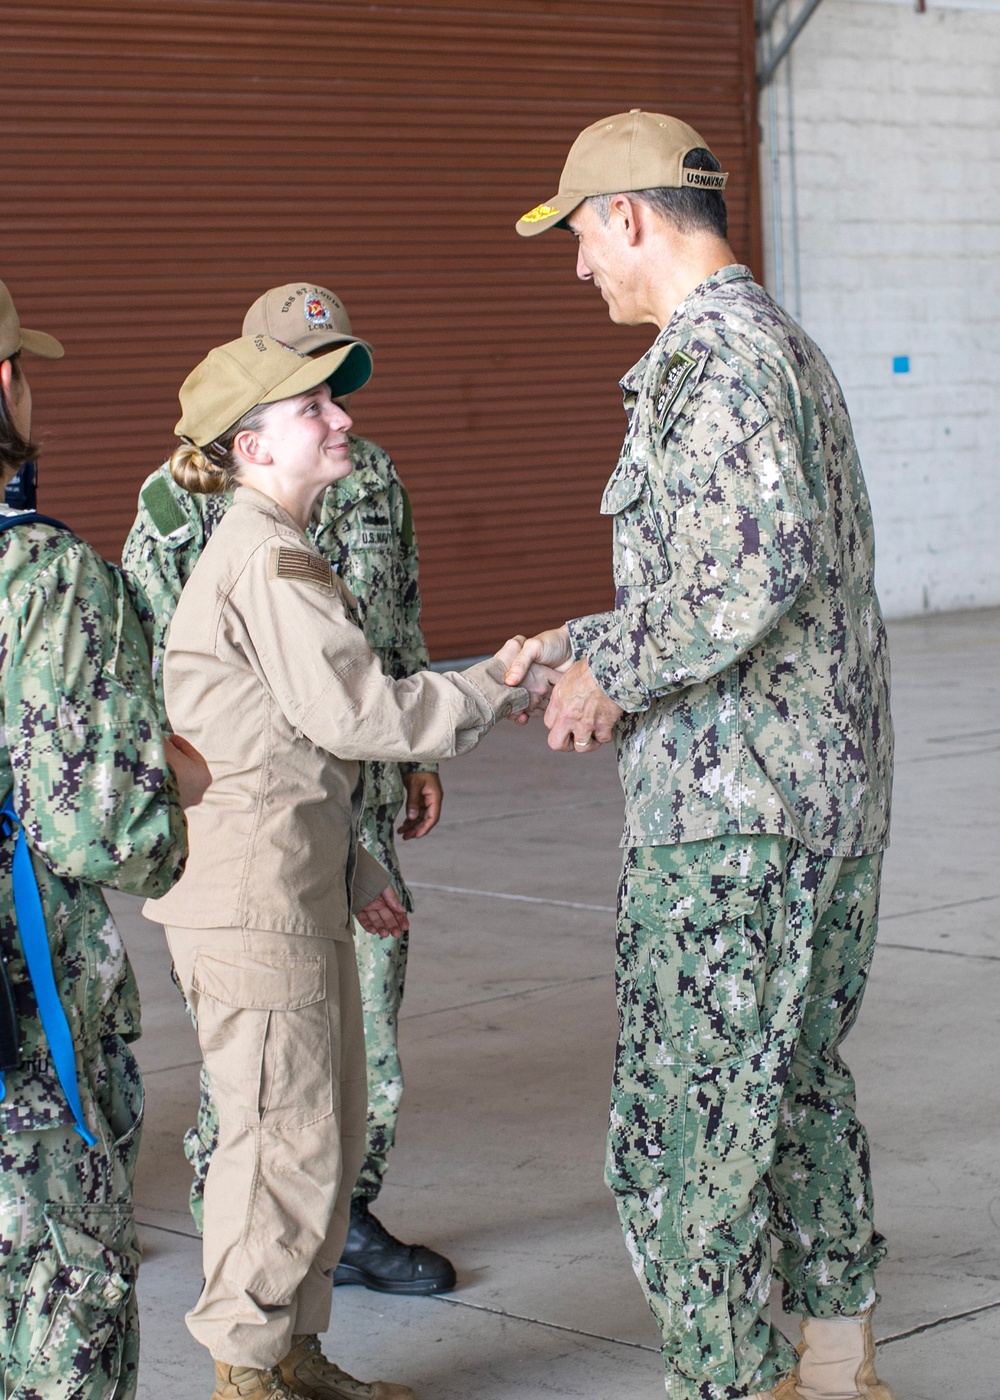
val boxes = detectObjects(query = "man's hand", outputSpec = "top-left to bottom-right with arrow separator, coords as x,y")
504,627 -> 573,684
356,883 -> 410,939
398,771 -> 443,840
166,733 -> 212,809
544,658 -> 624,753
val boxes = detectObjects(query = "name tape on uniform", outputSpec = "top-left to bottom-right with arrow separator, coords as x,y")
655,350 -> 699,423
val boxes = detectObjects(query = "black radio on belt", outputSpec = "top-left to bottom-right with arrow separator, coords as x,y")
0,958 -> 18,1070
4,462 -> 37,512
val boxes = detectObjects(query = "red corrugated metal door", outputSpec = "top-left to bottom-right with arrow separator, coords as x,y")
3,0 -> 759,658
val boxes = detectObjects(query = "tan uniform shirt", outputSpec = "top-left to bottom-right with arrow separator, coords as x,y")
146,487 -> 525,939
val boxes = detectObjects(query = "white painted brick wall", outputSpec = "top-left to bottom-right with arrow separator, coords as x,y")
758,0 -> 1000,616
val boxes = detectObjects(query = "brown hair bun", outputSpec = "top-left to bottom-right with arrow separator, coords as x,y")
169,442 -> 229,494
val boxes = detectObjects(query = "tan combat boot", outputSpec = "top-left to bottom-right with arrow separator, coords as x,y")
750,1377 -> 800,1400
790,1314 -> 897,1400
279,1334 -> 416,1400
211,1362 -> 299,1399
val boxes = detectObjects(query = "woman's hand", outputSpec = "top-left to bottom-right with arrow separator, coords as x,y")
497,628 -> 573,721
356,884 -> 410,939
166,733 -> 212,809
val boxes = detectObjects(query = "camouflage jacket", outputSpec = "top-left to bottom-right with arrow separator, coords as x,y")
568,265 -> 893,857
121,436 -> 432,902
0,512 -> 187,1132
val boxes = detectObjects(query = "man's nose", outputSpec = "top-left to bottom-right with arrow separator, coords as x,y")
576,244 -> 592,281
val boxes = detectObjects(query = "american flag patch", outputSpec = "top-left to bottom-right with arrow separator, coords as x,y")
269,546 -> 333,590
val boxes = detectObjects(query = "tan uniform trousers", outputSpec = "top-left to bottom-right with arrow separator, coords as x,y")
165,925 -> 367,1368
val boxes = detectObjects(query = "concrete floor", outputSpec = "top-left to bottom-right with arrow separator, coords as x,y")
112,606 -> 1000,1400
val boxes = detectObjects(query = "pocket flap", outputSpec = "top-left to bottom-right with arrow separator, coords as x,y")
628,872 -> 758,927
192,952 -> 325,1011
600,463 -> 646,516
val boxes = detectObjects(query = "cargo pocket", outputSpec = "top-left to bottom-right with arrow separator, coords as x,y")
192,950 -> 333,1129
4,1204 -> 139,1400
625,868 -> 764,1068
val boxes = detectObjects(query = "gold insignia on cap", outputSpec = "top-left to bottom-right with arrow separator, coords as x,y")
269,545 -> 333,590
520,203 -> 561,224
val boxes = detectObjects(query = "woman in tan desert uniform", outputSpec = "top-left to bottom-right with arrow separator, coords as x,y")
144,333 -> 527,1400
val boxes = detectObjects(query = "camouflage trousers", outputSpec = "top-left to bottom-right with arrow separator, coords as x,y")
609,837 -> 887,1400
184,919 -> 409,1232
0,1035 -> 144,1400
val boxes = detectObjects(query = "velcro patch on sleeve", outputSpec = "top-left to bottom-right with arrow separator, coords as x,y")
268,545 -> 333,591
141,475 -> 190,538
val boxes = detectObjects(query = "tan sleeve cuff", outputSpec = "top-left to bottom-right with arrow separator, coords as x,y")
459,657 -> 530,718
351,844 -> 392,912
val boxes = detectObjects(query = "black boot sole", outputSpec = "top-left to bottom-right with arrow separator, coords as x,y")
332,1261 -> 456,1295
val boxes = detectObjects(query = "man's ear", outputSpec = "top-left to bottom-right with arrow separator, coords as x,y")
609,194 -> 643,247
0,358 -> 13,401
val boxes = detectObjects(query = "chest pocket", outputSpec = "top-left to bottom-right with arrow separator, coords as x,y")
601,460 -> 671,588
660,363 -> 771,502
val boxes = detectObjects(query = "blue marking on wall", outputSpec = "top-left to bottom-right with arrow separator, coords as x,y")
893,356 -> 910,374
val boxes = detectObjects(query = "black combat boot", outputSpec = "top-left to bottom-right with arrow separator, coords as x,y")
332,1198 -> 456,1295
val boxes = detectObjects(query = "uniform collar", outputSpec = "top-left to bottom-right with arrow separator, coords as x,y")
232,485 -> 309,538
619,264 -> 755,393
324,434 -> 391,516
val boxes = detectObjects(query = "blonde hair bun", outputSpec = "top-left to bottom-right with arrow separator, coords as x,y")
169,442 -> 229,494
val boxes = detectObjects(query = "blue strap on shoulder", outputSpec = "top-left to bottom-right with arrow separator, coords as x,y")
0,795 -> 97,1145
0,510 -> 71,537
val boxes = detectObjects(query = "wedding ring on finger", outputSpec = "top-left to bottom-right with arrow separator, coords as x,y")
574,738 -> 592,749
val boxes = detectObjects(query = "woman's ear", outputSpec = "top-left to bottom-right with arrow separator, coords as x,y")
0,358 -> 13,402
232,427 -> 268,466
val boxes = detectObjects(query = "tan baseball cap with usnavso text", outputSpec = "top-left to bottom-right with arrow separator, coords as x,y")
516,109 -> 728,237
175,334 -> 372,447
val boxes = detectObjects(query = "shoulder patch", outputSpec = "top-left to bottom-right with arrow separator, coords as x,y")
141,475 -> 190,538
268,545 -> 333,591
654,350 -> 699,423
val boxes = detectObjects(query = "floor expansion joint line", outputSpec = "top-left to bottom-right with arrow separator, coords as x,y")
878,1297 -> 1000,1346
900,743 -> 1000,764
408,882 -> 616,914
403,974 -> 608,1020
136,1218 -> 201,1242
880,892 -> 999,920
434,797 -> 624,831
140,1058 -> 204,1077
433,1294 -> 659,1353
876,940 -> 1000,963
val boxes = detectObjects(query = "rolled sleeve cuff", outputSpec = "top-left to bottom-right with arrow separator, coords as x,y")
566,611 -> 651,713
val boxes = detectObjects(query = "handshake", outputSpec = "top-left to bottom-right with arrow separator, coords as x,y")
491,628 -> 624,754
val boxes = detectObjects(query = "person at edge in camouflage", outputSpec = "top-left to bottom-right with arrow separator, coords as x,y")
122,283 -> 456,1296
0,279 -> 210,1399
505,112 -> 896,1400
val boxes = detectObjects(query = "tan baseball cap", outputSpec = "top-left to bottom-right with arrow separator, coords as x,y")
0,279 -> 64,361
242,282 -> 373,357
175,334 -> 373,446
516,109 -> 728,237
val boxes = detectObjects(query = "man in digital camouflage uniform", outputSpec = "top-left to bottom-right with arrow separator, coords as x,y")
122,282 -> 455,1296
506,113 -> 896,1400
0,281 -> 194,1398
